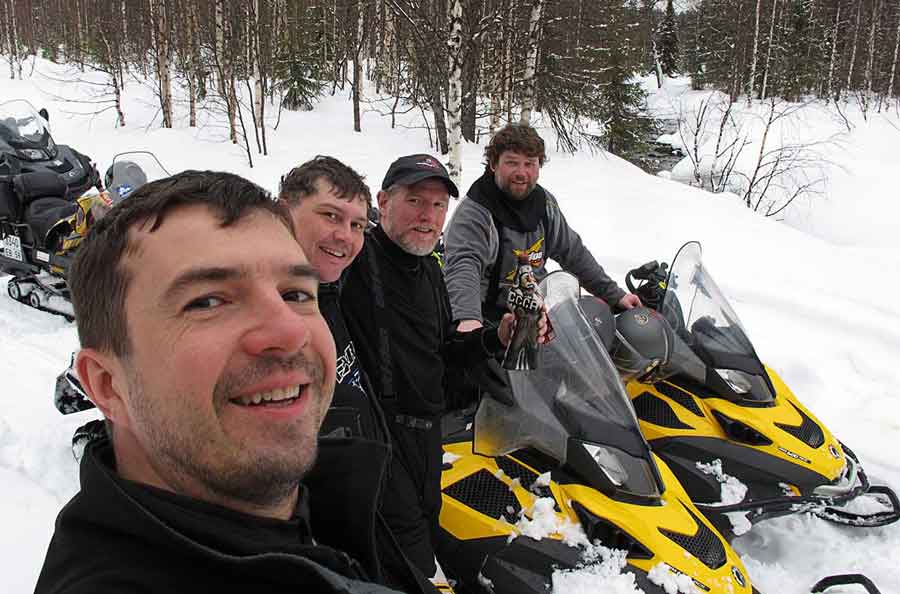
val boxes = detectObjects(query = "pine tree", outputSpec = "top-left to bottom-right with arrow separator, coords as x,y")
659,0 -> 679,75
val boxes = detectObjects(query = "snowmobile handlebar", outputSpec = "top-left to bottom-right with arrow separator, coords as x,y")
625,260 -> 669,311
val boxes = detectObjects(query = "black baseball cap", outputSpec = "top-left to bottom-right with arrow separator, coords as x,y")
381,154 -> 459,197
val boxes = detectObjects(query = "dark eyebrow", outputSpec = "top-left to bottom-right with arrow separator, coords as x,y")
287,264 -> 319,281
162,263 -> 319,305
162,266 -> 240,305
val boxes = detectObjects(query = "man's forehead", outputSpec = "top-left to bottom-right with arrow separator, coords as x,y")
124,205 -> 300,272
500,150 -> 539,161
408,179 -> 449,198
310,177 -> 369,207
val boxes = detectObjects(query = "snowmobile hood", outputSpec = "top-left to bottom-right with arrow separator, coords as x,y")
474,271 -> 665,500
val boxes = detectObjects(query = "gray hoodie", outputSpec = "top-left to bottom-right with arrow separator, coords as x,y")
444,178 -> 626,323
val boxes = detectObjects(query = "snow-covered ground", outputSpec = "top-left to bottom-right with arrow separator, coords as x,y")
2,58 -> 900,593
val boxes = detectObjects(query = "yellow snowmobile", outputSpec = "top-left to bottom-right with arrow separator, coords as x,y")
437,271 -> 757,594
614,241 -> 899,543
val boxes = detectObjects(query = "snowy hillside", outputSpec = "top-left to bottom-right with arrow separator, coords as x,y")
2,58 -> 900,593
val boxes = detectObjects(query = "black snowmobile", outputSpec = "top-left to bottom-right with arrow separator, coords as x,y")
612,241 -> 899,544
0,100 -> 104,318
438,271 -> 757,594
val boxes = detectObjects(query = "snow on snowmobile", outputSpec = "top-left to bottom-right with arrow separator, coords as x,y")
0,127 -> 167,320
437,270 -> 757,594
614,241 -> 899,543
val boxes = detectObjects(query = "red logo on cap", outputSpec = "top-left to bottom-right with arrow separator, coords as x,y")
416,157 -> 439,169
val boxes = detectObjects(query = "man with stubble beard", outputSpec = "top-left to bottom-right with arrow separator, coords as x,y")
35,171 -> 425,594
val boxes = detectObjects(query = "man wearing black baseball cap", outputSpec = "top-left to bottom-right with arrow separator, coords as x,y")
380,154 -> 460,199
340,155 -> 542,589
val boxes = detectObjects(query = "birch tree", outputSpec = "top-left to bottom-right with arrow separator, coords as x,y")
447,0 -> 464,185
519,0 -> 543,124
748,0 -> 763,102
151,0 -> 174,128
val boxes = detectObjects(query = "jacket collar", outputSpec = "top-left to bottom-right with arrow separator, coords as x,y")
467,170 -> 546,232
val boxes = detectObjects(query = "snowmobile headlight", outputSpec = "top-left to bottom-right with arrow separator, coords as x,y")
583,443 -> 628,486
577,441 -> 663,499
714,368 -> 774,403
715,369 -> 752,394
18,148 -> 47,161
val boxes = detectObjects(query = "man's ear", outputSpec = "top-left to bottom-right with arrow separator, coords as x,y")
75,349 -> 132,428
376,190 -> 389,211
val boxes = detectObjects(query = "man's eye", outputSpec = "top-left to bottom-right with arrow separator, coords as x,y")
322,212 -> 338,222
283,290 -> 315,304
351,221 -> 365,232
185,296 -> 225,311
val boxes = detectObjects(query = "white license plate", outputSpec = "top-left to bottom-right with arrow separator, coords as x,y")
2,235 -> 24,261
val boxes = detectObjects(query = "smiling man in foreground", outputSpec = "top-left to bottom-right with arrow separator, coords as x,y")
34,171 -> 413,594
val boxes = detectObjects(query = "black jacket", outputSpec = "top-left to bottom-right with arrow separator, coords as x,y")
320,281 -> 389,443
341,226 -> 504,419
34,437 -> 430,594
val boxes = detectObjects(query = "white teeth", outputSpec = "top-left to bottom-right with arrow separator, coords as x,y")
235,386 -> 300,406
321,247 -> 346,258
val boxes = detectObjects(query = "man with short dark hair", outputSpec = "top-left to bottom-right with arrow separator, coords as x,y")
279,156 -> 384,440
35,170 -> 420,594
340,155 -> 544,586
444,124 -> 641,334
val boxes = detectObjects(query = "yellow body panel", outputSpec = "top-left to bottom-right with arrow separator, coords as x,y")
626,366 -> 846,483
440,441 -> 753,594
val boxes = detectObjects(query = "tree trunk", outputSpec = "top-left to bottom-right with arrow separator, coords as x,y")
188,8 -> 200,127
352,1 -> 365,132
846,0 -> 862,92
826,3 -> 840,100
747,0 -> 763,103
431,81 -> 449,154
447,0 -> 464,185
253,0 -> 264,124
888,1 -> 900,98
519,0 -> 544,124
6,0 -> 19,79
863,0 -> 882,98
760,0 -> 779,100
152,0 -> 173,128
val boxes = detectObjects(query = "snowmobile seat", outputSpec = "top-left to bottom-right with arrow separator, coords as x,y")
0,179 -> 20,221
12,171 -> 76,250
25,198 -> 77,251
14,170 -> 69,207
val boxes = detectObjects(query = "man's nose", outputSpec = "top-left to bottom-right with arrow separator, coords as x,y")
332,220 -> 353,243
242,292 -> 311,357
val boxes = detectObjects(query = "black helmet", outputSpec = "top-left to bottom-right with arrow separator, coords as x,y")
611,307 -> 674,382
105,160 -> 147,203
577,296 -> 616,351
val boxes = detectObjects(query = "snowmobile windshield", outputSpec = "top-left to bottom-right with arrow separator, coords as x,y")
474,271 -> 663,499
0,100 -> 54,159
661,242 -> 773,402
106,152 -> 170,204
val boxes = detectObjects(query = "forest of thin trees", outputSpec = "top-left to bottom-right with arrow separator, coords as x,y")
2,0 -> 899,175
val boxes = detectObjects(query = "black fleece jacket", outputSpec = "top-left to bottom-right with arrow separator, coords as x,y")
35,438 -> 431,594
341,226 -> 505,418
